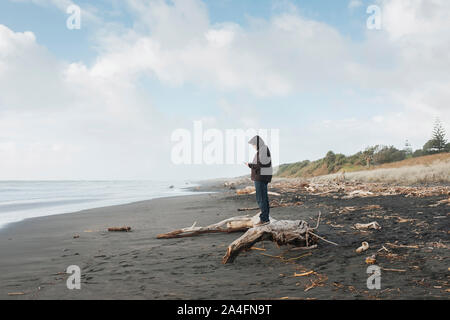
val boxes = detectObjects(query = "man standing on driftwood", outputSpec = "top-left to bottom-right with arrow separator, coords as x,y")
245,136 -> 273,226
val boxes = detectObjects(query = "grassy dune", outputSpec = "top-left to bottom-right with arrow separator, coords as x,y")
276,153 -> 450,184
311,153 -> 450,184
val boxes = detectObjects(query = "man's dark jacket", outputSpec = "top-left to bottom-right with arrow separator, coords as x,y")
248,136 -> 272,183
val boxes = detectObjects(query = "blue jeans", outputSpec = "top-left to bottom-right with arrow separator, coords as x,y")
255,181 -> 270,222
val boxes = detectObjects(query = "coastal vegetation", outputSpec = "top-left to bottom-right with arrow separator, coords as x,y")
277,119 -> 450,179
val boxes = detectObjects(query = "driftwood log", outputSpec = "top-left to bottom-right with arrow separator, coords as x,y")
354,221 -> 381,230
222,219 -> 319,264
157,211 -> 338,264
157,214 -> 269,239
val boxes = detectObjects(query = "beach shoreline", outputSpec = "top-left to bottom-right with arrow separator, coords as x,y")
0,180 -> 448,300
0,180 -> 203,230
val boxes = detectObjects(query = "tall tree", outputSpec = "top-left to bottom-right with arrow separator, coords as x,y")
430,119 -> 448,152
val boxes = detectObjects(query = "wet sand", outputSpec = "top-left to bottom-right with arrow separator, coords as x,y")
0,184 -> 448,300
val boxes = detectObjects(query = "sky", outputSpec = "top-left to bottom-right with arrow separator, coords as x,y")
0,0 -> 449,180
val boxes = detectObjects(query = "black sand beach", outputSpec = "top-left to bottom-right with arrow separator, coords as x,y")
0,182 -> 449,300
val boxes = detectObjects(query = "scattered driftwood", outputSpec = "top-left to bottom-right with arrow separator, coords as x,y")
269,200 -> 303,208
385,242 -> 419,249
237,207 -> 260,212
267,180 -> 450,199
157,214 -> 265,239
304,273 -> 328,292
381,267 -> 406,272
335,205 -> 382,215
342,190 -> 374,199
224,182 -> 236,190
429,197 -> 450,207
427,241 -> 448,249
355,222 -> 381,230
365,255 -> 377,265
290,244 -> 318,251
236,187 -> 255,195
356,242 -> 369,253
108,227 -> 132,232
294,271 -> 314,277
250,246 -> 266,251
259,251 -> 312,262
236,187 -> 281,197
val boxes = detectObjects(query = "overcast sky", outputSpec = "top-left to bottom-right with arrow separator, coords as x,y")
0,0 -> 449,180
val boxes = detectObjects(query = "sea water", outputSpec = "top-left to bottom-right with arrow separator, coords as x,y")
0,180 -> 198,229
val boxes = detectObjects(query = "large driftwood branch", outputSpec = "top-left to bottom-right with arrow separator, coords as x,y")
222,220 -> 319,264
157,212 -> 334,264
157,214 -> 272,239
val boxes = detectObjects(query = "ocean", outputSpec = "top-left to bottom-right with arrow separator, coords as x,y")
0,180 -> 199,229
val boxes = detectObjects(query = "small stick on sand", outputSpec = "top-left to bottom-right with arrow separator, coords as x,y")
290,245 -> 318,251
381,267 -> 407,272
237,207 -> 260,212
386,243 -> 419,249
308,231 -> 338,246
108,227 -> 132,232
260,253 -> 283,259
250,247 -> 266,251
294,271 -> 314,277
286,252 -> 312,261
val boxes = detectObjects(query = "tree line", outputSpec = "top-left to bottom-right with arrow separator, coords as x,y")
362,119 -> 449,165
277,119 -> 449,177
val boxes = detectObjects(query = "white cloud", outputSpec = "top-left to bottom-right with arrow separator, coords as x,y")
0,25 -> 66,111
348,0 -> 363,9
205,26 -> 235,48
90,1 -> 360,97
377,0 -> 450,119
1,0 -> 449,179
0,24 -> 174,180
380,0 -> 450,41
